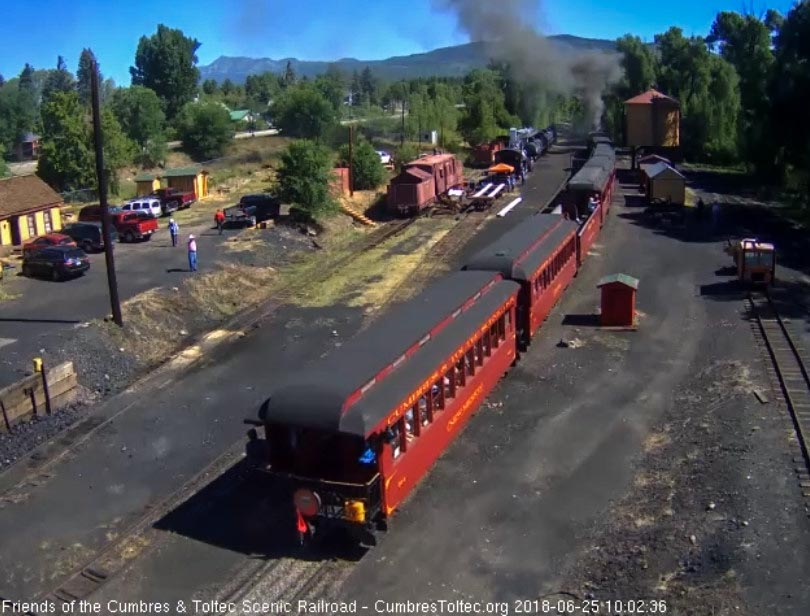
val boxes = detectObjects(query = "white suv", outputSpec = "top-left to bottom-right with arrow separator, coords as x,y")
122,198 -> 162,218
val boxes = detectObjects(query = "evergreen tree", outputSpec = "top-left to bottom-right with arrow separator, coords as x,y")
76,49 -> 98,106
130,24 -> 201,120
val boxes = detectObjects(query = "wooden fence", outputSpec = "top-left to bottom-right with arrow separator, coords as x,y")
0,361 -> 77,432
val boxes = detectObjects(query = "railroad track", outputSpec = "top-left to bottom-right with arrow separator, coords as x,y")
748,291 -> 810,513
384,207 -> 492,306
14,219 -> 421,611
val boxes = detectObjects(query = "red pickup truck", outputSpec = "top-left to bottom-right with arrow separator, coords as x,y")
151,188 -> 196,214
117,212 -> 159,242
78,206 -> 158,242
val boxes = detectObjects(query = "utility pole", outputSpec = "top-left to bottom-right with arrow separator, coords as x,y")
90,56 -> 123,327
348,124 -> 354,197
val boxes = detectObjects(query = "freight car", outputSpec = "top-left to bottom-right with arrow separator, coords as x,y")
387,153 -> 464,216
244,141 -> 616,545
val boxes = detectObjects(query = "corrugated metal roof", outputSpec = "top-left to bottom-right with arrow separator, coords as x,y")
258,271 -> 511,436
625,88 -> 679,106
0,175 -> 62,219
598,274 -> 639,289
646,162 -> 684,179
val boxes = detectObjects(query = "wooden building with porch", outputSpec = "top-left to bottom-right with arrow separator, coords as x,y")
0,175 -> 64,247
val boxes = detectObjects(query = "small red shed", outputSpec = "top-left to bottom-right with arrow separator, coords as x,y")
598,274 -> 639,327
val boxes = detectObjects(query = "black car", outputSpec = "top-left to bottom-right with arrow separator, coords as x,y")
22,246 -> 90,281
61,222 -> 118,252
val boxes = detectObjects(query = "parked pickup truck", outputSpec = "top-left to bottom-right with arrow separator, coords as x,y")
224,194 -> 281,227
151,188 -> 196,215
116,211 -> 159,242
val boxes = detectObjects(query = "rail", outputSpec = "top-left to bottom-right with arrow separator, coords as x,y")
748,291 -> 810,498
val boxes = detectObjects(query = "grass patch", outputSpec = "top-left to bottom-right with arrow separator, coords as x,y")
105,262 -> 277,366
290,218 -> 456,309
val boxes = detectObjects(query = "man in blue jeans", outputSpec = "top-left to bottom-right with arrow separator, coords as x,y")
187,234 -> 198,272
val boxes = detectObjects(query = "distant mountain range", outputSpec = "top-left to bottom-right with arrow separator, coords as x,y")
199,36 -> 617,84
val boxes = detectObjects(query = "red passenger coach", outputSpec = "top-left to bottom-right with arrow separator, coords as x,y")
245,271 -> 520,543
463,215 -> 578,350
566,150 -> 616,267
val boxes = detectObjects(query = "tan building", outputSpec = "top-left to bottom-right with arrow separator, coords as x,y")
625,89 -> 680,148
644,162 -> 686,205
0,175 -> 64,247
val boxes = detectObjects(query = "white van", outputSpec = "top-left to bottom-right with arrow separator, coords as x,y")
122,198 -> 162,218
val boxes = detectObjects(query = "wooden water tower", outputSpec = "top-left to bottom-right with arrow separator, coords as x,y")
624,89 -> 680,168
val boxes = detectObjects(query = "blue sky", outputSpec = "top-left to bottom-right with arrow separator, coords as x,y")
0,0 -> 799,85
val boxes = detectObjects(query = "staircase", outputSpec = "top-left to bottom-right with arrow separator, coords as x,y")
340,203 -> 377,227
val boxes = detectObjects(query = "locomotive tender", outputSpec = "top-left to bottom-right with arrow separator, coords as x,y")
246,142 -> 616,544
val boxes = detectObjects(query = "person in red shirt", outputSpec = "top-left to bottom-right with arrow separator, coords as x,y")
214,209 -> 225,235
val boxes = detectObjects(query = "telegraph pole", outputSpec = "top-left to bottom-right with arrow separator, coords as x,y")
90,56 -> 123,327
348,124 -> 354,197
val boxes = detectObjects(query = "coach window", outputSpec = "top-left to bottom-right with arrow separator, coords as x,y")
432,379 -> 445,411
405,408 -> 417,442
455,358 -> 466,388
506,310 -> 512,331
390,420 -> 403,459
466,348 -> 476,377
421,393 -> 433,424
497,314 -> 506,342
446,368 -> 457,398
475,339 -> 484,366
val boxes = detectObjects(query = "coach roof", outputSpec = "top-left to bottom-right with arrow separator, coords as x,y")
462,215 -> 578,281
258,271 -> 511,435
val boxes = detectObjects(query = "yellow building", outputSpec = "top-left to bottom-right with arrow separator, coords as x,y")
0,175 -> 64,247
625,89 -> 680,148
163,166 -> 210,199
134,172 -> 162,196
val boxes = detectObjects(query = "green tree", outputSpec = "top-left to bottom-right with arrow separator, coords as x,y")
76,49 -> 98,106
0,83 -> 34,157
314,65 -> 345,112
221,78 -> 235,97
42,56 -> 75,102
245,72 -> 280,109
654,27 -> 741,162
130,25 -> 201,120
202,79 -> 218,96
37,91 -> 95,191
0,158 -> 8,178
615,35 -> 658,97
110,86 -> 167,166
271,84 -> 336,139
175,101 -> 233,160
360,66 -> 378,106
350,70 -> 362,106
770,1 -> 810,194
276,140 -> 337,220
18,64 -> 35,99
460,69 -> 516,144
100,108 -> 136,194
283,61 -> 296,87
339,136 -> 385,190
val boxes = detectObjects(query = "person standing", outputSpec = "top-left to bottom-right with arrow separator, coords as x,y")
215,209 -> 225,235
187,234 -> 198,272
168,218 -> 179,247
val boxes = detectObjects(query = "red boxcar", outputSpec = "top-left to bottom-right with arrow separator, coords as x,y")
246,271 -> 519,544
472,141 -> 503,166
463,215 -> 579,350
387,154 -> 463,216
